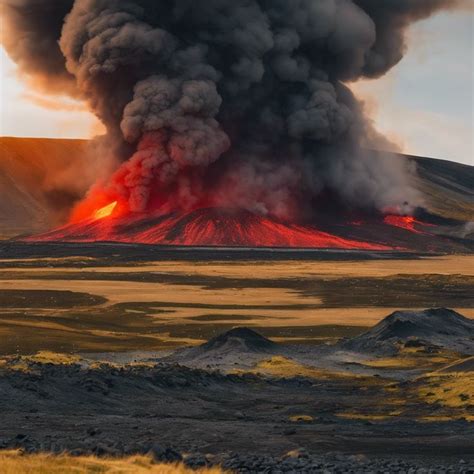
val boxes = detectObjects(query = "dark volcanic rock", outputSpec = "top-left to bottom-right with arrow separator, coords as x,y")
199,327 -> 276,353
341,308 -> 474,355
166,327 -> 278,368
149,444 -> 183,463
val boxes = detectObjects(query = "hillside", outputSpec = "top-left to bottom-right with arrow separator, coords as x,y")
409,154 -> 474,223
0,137 -> 88,238
341,308 -> 474,355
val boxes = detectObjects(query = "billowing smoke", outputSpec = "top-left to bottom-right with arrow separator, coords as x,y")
2,0 -> 465,222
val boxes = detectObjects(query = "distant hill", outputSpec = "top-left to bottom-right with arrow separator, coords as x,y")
341,308 -> 474,356
167,327 -> 278,369
0,137 -> 87,238
408,154 -> 474,223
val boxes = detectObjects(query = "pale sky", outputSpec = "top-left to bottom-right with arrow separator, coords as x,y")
0,9 -> 473,165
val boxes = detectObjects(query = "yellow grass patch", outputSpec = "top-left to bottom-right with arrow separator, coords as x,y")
6,255 -> 470,278
336,413 -> 394,421
362,348 -> 457,371
0,450 -> 225,474
234,356 -> 365,380
289,415 -> 314,422
417,415 -> 474,422
0,352 -> 82,373
418,373 -> 474,409
362,357 -> 421,369
28,351 -> 82,365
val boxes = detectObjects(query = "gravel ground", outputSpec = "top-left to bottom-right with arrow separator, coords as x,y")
1,361 -> 473,472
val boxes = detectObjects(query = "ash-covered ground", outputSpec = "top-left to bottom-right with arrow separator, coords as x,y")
0,246 -> 474,472
0,245 -> 473,472
1,310 -> 473,472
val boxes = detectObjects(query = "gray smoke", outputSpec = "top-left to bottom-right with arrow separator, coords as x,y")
2,0 -> 464,219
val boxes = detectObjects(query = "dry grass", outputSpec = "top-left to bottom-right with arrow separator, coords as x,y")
26,351 -> 82,365
418,373 -> 474,411
336,413 -> 396,421
362,347 -> 458,371
5,256 -> 469,278
233,356 -> 365,380
0,451 -> 225,474
361,357 -> 422,369
0,352 -> 82,373
289,415 -> 314,422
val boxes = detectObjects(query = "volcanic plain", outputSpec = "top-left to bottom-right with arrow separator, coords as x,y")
1,243 -> 474,472
1,138 -> 474,471
1,243 -> 473,354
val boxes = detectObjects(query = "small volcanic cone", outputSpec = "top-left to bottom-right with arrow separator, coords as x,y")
199,327 -> 277,354
341,308 -> 474,355
27,207 -> 392,250
165,327 -> 278,369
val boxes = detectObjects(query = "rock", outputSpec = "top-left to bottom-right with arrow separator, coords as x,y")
86,427 -> 101,437
149,444 -> 182,463
184,453 -> 209,468
282,448 -> 309,460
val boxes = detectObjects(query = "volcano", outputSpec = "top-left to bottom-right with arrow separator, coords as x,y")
28,207 -> 392,250
3,138 -> 473,252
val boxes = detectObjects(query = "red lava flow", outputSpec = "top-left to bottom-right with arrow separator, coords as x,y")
28,206 -> 392,250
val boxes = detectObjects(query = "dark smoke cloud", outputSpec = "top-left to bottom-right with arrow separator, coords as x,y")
1,0 -> 463,220
354,0 -> 467,77
2,0 -> 76,94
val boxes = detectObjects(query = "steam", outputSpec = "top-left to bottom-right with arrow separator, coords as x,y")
2,0 -> 464,221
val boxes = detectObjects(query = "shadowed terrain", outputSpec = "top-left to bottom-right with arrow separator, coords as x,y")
1,310 -> 473,472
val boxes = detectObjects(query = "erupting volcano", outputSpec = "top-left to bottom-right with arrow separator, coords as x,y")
4,0 -> 471,250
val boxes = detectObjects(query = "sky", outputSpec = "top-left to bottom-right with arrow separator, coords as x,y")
0,9 -> 472,166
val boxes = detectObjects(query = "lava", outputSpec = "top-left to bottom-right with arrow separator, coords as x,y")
94,202 -> 117,220
27,208 -> 392,250
383,215 -> 427,234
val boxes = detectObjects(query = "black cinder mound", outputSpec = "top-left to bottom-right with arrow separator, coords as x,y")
199,327 -> 276,353
342,308 -> 474,355
167,327 -> 278,367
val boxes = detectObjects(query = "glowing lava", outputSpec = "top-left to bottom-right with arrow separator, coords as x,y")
27,208 -> 391,250
93,201 -> 117,220
383,215 -> 426,234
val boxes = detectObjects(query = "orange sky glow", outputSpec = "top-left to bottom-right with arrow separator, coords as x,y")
0,47 -> 105,139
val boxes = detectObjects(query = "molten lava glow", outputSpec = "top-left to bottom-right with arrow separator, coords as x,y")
28,208 -> 392,250
383,215 -> 424,234
93,201 -> 117,220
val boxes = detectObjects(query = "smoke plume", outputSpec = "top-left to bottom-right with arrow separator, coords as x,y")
2,0 -> 464,222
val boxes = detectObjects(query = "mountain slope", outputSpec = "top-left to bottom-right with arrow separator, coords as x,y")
0,137 -> 87,238
29,207 -> 392,249
411,155 -> 474,223
167,327 -> 278,369
341,308 -> 474,355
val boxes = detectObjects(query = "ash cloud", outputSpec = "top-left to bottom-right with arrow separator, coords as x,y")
1,0 -> 463,220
